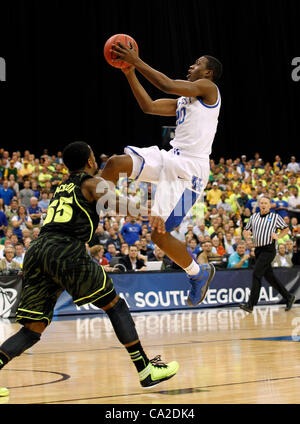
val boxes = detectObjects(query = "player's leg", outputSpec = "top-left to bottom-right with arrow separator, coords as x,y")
262,252 -> 296,311
150,162 -> 215,306
101,154 -> 133,185
101,146 -> 163,186
239,249 -> 268,312
93,293 -> 179,388
67,248 -> 178,388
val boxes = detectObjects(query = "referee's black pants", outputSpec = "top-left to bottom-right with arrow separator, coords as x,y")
248,244 -> 292,307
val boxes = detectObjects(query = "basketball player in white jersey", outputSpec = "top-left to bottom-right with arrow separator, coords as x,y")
101,42 -> 222,306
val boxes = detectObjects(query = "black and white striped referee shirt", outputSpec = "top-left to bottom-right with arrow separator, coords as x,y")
244,212 -> 288,247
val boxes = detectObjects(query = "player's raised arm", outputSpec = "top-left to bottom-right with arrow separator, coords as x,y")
111,42 -> 218,100
122,66 -> 177,116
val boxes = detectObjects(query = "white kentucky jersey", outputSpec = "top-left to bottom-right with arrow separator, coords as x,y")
170,85 -> 221,158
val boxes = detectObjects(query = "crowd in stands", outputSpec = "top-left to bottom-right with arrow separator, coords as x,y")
0,147 -> 299,274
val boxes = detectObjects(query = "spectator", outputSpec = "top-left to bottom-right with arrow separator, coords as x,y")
105,226 -> 122,251
245,189 -> 259,214
133,240 -> 148,263
206,182 -> 223,208
119,245 -> 147,271
32,227 -> 41,240
10,234 -> 19,247
148,245 -> 172,270
187,238 -> 201,260
211,236 -> 227,256
23,236 -> 32,250
197,240 -> 225,268
273,155 -> 283,171
0,227 -> 13,246
38,165 -> 52,188
90,245 -> 108,265
14,242 -> 25,266
170,225 -> 186,242
217,192 -> 233,213
117,242 -> 129,258
0,199 -> 8,238
224,232 -> 235,255
272,243 -> 293,268
288,187 -> 300,220
145,232 -> 155,250
285,239 -> 295,260
139,236 -> 153,258
31,180 -> 40,199
193,222 -> 209,239
8,174 -> 19,195
11,205 -> 33,241
237,191 -> 249,209
27,197 -> 42,228
275,192 -> 289,219
227,242 -> 250,268
120,217 -> 142,246
19,160 -> 33,181
0,238 -> 14,259
18,180 -> 34,209
0,245 -> 21,273
0,180 -> 14,206
90,223 -> 109,247
38,191 -> 50,217
4,160 -> 19,180
104,243 -> 119,262
287,156 -> 300,174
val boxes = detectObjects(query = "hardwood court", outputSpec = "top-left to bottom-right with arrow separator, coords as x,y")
0,304 -> 299,404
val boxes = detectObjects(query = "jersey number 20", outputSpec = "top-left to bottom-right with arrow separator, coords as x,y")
176,106 -> 186,125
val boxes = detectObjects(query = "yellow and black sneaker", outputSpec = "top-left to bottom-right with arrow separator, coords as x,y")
139,355 -> 179,388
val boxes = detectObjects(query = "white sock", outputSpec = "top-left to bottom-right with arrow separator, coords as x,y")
184,259 -> 200,276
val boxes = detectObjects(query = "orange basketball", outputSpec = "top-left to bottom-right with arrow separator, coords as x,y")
104,34 -> 138,69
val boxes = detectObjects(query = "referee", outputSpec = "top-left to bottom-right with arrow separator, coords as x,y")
239,196 -> 296,313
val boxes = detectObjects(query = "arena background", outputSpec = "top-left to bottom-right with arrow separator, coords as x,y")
1,0 -> 300,162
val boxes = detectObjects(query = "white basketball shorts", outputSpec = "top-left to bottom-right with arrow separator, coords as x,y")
124,145 -> 209,232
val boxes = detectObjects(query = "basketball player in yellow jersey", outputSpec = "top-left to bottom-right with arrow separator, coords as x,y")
101,43 -> 222,307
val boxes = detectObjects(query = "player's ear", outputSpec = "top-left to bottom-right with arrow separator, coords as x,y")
205,69 -> 213,79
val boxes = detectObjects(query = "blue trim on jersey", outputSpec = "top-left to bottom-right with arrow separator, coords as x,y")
165,188 -> 201,232
197,96 -> 220,109
125,146 -> 145,181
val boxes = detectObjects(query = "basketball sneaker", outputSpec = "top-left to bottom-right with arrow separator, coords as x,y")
187,263 -> 215,306
0,387 -> 9,397
139,355 -> 179,388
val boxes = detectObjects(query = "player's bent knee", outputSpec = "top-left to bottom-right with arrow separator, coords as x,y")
24,321 -> 47,334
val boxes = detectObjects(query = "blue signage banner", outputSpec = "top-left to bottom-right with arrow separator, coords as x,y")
53,267 -> 300,316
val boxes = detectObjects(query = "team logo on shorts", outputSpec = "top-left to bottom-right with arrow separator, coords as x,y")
191,176 -> 204,193
0,287 -> 18,318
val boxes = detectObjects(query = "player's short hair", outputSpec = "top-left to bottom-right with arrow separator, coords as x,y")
204,55 -> 223,82
62,141 -> 91,172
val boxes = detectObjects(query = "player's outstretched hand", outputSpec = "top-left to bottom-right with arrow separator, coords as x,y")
111,42 -> 139,67
149,216 -> 166,234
